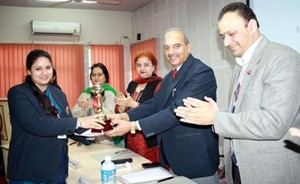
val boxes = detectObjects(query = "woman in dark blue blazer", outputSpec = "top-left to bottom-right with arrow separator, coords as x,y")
7,49 -> 103,184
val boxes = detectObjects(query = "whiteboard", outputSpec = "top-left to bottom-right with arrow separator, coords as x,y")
250,0 -> 300,54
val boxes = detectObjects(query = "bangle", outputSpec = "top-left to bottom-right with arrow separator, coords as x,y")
130,121 -> 136,134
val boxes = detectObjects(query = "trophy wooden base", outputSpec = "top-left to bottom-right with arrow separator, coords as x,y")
92,119 -> 113,133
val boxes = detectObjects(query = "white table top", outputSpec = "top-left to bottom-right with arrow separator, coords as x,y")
2,142 -> 195,184
67,142 -> 149,184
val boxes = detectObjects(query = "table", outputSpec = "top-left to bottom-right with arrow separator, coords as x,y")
2,142 -> 196,184
67,142 -> 149,184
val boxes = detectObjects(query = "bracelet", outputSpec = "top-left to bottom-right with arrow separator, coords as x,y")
130,121 -> 136,134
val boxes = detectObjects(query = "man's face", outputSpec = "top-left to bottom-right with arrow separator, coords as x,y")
218,12 -> 253,57
163,30 -> 191,68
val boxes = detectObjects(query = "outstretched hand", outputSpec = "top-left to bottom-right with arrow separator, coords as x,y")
77,99 -> 92,111
115,92 -> 131,106
106,113 -> 129,121
174,96 -> 219,125
115,92 -> 138,108
78,114 -> 106,130
105,119 -> 131,137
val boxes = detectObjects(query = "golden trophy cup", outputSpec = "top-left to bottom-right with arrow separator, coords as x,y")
90,84 -> 113,132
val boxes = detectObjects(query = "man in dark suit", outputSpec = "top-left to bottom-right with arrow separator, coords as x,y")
106,28 -> 219,183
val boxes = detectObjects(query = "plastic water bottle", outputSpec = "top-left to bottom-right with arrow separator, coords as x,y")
101,156 -> 116,184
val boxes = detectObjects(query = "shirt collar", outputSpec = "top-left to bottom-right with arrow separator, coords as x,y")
174,65 -> 182,71
235,36 -> 262,67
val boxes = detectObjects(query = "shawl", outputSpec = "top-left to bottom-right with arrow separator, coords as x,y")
82,84 -> 117,96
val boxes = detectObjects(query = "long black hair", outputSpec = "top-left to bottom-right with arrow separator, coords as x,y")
25,49 -> 58,116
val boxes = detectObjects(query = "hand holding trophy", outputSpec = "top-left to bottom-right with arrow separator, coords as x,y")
90,84 -> 113,133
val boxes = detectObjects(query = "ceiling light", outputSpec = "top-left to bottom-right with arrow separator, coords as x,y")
79,0 -> 98,4
34,0 -> 69,2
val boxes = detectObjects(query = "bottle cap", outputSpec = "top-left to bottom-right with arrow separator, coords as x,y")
105,155 -> 112,161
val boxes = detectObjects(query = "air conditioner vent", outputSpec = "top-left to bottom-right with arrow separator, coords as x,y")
31,21 -> 81,35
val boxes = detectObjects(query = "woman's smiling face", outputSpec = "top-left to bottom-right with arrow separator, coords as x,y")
28,56 -> 53,91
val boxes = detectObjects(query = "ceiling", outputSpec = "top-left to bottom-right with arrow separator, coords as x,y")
0,0 -> 153,12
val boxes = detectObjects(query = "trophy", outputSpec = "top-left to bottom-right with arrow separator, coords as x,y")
90,84 -> 113,133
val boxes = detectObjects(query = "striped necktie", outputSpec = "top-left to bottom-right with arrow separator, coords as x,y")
232,82 -> 241,113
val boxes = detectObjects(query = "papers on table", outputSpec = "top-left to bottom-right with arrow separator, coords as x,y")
90,148 -> 138,163
118,167 -> 174,184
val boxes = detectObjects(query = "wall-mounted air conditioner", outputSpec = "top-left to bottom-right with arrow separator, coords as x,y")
31,21 -> 81,35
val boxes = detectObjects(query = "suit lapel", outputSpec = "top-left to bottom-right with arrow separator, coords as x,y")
49,86 -> 68,117
160,71 -> 176,107
236,36 -> 269,110
23,83 -> 46,114
160,55 -> 194,107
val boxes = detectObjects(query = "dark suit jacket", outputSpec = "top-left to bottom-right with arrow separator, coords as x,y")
127,54 -> 219,178
7,83 -> 77,183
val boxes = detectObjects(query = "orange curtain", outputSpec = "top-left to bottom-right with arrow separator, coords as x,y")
90,45 -> 124,92
0,44 -> 84,108
130,38 -> 158,79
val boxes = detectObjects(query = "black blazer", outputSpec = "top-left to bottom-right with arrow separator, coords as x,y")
127,54 -> 219,178
7,83 -> 77,183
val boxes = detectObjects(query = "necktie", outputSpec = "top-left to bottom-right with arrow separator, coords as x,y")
231,82 -> 241,165
231,82 -> 240,113
231,66 -> 242,113
231,70 -> 242,165
172,68 -> 177,80
234,83 -> 241,102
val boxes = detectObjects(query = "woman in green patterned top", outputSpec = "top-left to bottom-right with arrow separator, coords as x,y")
72,63 -> 123,147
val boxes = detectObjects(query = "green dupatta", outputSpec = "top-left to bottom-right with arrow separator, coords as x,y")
82,84 -> 117,96
82,84 -> 123,146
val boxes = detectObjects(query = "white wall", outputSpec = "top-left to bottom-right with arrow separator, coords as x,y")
0,5 -> 133,88
0,6 -> 132,44
132,0 -> 244,111
251,0 -> 300,54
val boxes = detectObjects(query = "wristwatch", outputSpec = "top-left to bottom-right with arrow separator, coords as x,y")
130,121 -> 136,134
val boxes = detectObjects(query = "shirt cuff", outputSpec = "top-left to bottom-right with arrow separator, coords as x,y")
136,120 -> 142,130
76,119 -> 81,129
